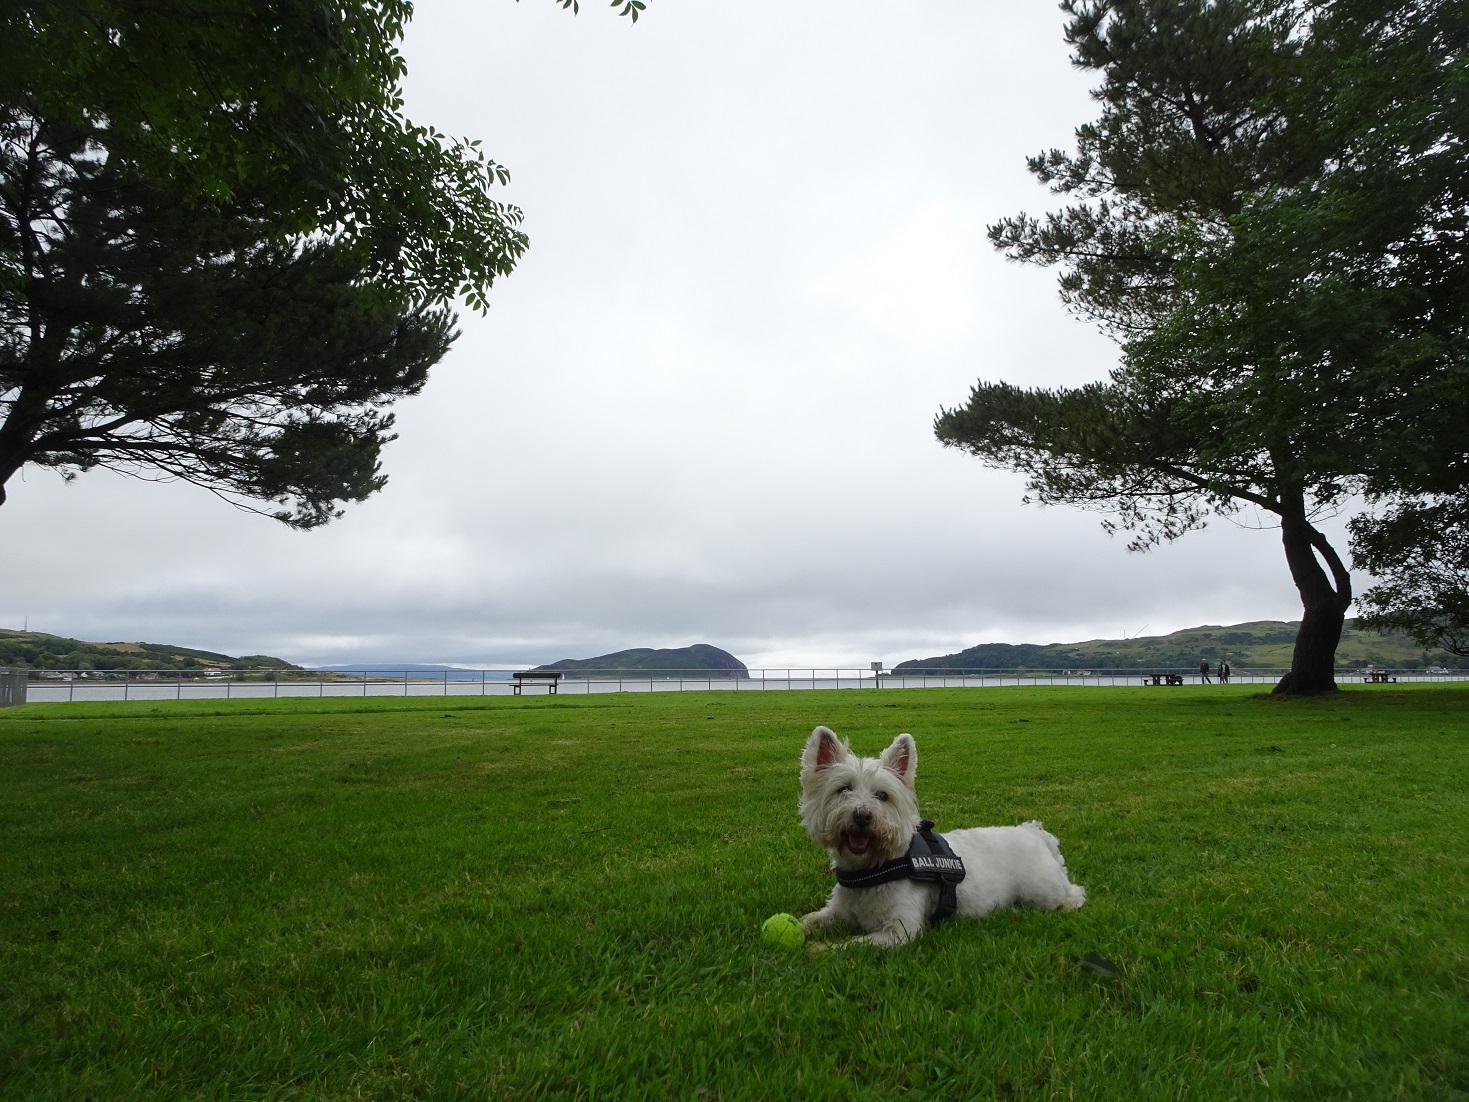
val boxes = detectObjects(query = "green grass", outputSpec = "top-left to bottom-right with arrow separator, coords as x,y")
2,686 -> 1467,1100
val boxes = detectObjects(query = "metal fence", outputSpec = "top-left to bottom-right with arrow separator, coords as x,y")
13,665 -> 1469,703
0,667 -> 26,707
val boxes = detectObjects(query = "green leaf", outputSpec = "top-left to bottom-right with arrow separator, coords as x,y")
1079,952 -> 1120,980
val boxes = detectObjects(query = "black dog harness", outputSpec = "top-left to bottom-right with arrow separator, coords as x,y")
834,819 -> 967,921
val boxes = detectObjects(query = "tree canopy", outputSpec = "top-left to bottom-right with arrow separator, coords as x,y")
1,0 -> 533,524
1351,493 -> 1469,656
936,0 -> 1469,694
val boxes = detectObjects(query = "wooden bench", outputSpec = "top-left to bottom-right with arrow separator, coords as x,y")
1362,672 -> 1398,684
1144,674 -> 1185,686
512,671 -> 562,695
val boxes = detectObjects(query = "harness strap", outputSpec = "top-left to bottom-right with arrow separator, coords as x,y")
834,819 -> 966,922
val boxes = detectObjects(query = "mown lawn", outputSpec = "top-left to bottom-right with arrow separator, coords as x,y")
1,685 -> 1466,1100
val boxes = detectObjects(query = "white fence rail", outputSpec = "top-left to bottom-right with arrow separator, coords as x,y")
14,666 -> 1469,703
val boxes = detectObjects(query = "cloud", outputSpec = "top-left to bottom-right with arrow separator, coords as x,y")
816,204 -> 980,349
0,0 -> 1334,669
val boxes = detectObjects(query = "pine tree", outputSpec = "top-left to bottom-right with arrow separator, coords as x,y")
937,0 -> 1468,694
2,0 -> 529,523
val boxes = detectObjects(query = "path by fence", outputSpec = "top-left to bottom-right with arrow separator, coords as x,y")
14,666 -> 1469,703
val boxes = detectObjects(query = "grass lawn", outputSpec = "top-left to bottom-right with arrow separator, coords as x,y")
2,685 -> 1467,1100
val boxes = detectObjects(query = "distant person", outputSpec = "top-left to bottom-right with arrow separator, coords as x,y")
1199,657 -> 1211,684
1219,659 -> 1231,683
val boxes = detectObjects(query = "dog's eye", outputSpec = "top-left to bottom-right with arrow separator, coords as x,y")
837,783 -> 852,794
876,790 -> 889,802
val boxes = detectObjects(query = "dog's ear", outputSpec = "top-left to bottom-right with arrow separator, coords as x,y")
879,733 -> 917,788
802,726 -> 849,775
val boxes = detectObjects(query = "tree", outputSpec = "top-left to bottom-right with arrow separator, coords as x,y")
1,0 -> 533,525
1331,0 -> 1469,655
936,0 -> 1469,694
1118,0 -> 1469,686
1352,494 -> 1469,656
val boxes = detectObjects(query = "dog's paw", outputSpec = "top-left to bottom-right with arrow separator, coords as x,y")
800,909 -> 836,936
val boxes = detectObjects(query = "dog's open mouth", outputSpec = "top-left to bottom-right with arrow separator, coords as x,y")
844,829 -> 873,855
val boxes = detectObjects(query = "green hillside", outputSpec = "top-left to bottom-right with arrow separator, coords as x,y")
895,619 -> 1469,673
0,630 -> 299,672
530,643 -> 749,678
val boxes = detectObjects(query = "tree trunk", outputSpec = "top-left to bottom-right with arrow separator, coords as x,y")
1273,490 -> 1352,696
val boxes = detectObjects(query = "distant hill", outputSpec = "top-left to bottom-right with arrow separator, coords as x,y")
0,630 -> 300,672
893,620 -> 1469,673
531,644 -> 749,678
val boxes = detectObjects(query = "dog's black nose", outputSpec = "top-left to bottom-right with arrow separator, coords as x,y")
853,808 -> 874,827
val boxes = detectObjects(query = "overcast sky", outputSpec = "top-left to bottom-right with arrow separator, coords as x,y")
0,0 -> 1349,668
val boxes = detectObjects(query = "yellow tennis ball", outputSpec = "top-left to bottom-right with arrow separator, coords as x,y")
761,912 -> 805,950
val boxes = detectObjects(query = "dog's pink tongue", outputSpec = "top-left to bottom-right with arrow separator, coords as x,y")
845,830 -> 872,855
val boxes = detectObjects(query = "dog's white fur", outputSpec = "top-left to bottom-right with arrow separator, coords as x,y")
797,725 -> 1085,948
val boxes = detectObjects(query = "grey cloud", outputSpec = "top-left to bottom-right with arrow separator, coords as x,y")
0,1 -> 1330,667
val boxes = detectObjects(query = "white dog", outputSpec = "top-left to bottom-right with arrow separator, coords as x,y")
798,725 -> 1086,948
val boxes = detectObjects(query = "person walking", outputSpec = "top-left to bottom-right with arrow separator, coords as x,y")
1219,659 -> 1231,683
1199,657 -> 1211,684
